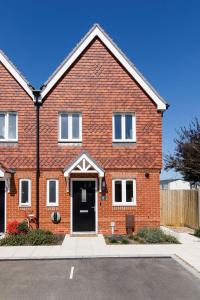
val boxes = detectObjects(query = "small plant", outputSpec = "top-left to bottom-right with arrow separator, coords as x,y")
6,220 -> 20,235
133,235 -> 140,241
109,236 -> 118,244
121,239 -> 129,244
17,222 -> 29,234
128,234 -> 134,240
164,234 -> 179,244
194,228 -> 200,238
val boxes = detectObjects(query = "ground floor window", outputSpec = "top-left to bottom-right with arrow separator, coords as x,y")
112,179 -> 136,206
19,179 -> 31,207
47,179 -> 59,206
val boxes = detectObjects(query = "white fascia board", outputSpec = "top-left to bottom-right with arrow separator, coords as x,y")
64,153 -> 104,177
41,26 -> 166,111
0,52 -> 34,100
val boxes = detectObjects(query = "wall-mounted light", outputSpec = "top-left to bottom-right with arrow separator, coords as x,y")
145,172 -> 150,178
101,177 -> 106,200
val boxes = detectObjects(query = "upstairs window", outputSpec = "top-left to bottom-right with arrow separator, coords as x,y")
0,112 -> 17,141
59,113 -> 82,142
113,113 -> 136,142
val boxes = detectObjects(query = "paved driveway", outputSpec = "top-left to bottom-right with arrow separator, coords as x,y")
0,258 -> 199,300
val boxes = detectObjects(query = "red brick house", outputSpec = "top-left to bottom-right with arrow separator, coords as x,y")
0,25 -> 167,234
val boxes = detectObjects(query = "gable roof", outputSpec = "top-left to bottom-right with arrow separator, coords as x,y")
40,24 -> 168,111
63,151 -> 104,177
0,50 -> 34,100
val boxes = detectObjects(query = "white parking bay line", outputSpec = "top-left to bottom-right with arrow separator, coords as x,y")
69,266 -> 74,279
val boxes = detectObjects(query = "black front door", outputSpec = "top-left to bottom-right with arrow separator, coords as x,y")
73,180 -> 96,232
0,182 -> 5,233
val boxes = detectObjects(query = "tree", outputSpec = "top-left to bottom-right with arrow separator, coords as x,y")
165,118 -> 200,185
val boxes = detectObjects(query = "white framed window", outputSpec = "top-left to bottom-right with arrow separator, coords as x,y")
59,113 -> 82,142
112,179 -> 136,206
47,179 -> 59,206
0,112 -> 18,141
19,179 -> 31,207
112,113 -> 136,142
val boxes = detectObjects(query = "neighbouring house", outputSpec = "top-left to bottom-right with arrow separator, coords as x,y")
0,24 -> 167,234
160,179 -> 191,190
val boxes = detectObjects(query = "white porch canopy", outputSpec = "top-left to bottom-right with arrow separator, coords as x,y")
0,166 -> 12,192
63,152 -> 104,192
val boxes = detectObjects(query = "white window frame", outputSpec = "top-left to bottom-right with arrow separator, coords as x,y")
112,179 -> 136,206
59,112 -> 82,142
47,179 -> 59,207
19,179 -> 31,207
0,112 -> 18,142
112,113 -> 136,142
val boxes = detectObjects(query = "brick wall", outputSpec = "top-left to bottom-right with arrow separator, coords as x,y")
0,62 -> 36,168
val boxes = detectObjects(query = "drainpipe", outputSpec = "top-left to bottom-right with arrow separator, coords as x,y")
33,90 -> 41,228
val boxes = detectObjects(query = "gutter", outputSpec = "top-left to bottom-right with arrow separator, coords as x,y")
33,90 -> 41,228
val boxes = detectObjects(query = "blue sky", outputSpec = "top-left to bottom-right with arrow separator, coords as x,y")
1,0 -> 200,179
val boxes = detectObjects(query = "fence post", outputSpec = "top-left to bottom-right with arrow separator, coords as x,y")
198,189 -> 200,227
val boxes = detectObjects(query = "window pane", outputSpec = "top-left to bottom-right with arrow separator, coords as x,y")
81,189 -> 87,203
21,181 -> 29,204
114,115 -> 122,139
115,181 -> 122,202
72,114 -> 80,139
61,114 -> 68,139
125,115 -> 133,139
8,113 -> 17,139
49,181 -> 56,203
0,114 -> 5,139
126,181 -> 133,202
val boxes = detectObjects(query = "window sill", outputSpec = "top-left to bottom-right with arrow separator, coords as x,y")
46,204 -> 58,207
0,141 -> 18,145
58,141 -> 82,146
112,141 -> 136,147
112,203 -> 136,207
19,205 -> 31,208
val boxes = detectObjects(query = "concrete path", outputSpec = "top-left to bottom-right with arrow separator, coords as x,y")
0,231 -> 200,274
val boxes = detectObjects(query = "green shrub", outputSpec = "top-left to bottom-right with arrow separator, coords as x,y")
194,228 -> 200,238
0,234 -> 26,246
0,229 -> 56,246
17,222 -> 29,234
109,237 -> 118,244
121,239 -> 129,244
164,234 -> 179,244
133,235 -> 140,241
137,227 -> 179,244
26,229 -> 56,246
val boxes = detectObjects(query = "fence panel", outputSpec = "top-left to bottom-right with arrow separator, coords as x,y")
160,190 -> 199,228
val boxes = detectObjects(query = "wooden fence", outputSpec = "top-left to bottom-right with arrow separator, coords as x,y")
160,190 -> 200,228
